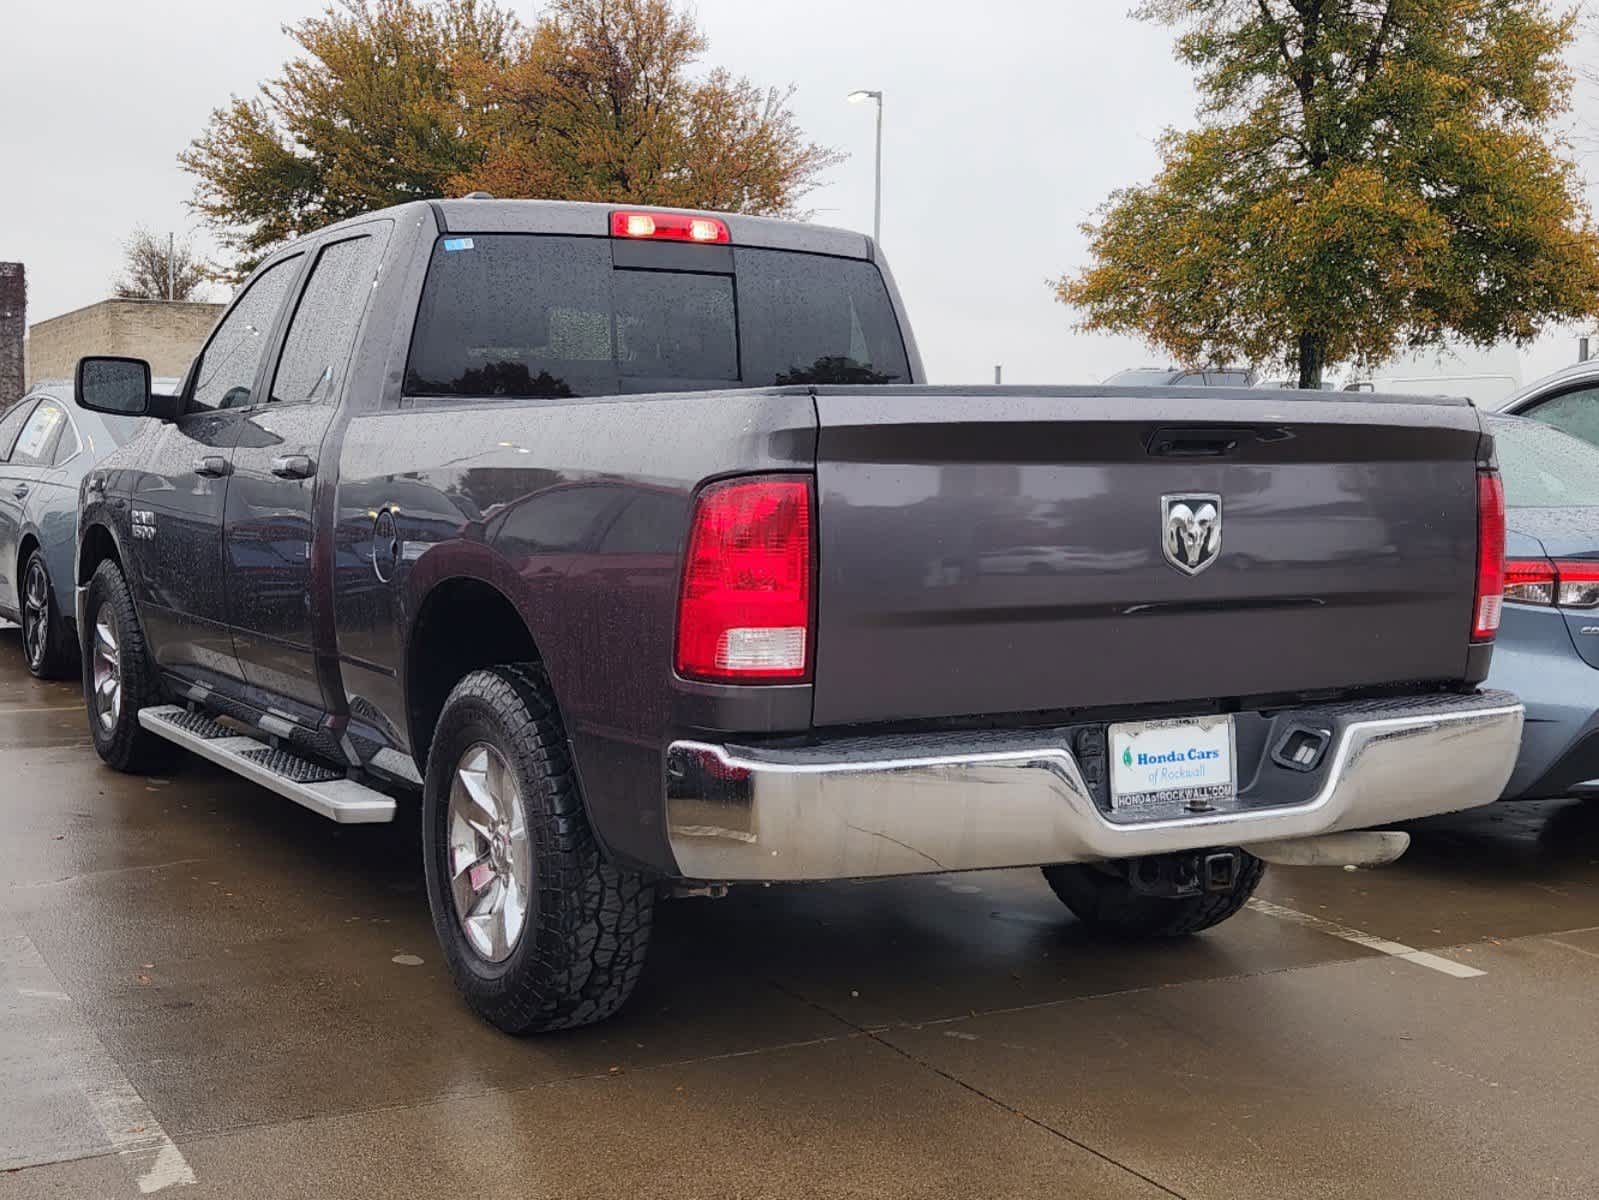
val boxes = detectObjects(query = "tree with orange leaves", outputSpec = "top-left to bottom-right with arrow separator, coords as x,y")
459,0 -> 841,214
182,0 -> 840,275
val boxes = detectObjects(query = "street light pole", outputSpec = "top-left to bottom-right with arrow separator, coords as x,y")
848,90 -> 884,244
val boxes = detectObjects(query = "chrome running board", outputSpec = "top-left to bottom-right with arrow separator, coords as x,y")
138,705 -> 396,824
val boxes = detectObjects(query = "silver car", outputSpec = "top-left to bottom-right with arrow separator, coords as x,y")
0,382 -> 150,678
1483,413 -> 1599,799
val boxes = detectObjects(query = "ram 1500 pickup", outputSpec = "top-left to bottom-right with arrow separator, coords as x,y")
70,198 -> 1524,1033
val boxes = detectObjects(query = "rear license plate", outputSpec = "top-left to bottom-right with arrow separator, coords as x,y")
1108,715 -> 1237,814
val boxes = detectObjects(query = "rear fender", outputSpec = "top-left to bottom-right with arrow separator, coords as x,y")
17,512 -> 77,626
399,544 -> 635,852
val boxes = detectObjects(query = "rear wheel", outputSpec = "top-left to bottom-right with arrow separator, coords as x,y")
1043,850 -> 1265,938
422,664 -> 654,1033
83,559 -> 174,773
21,550 -> 73,680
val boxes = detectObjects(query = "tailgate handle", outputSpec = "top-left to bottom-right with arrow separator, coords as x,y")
1146,426 -> 1253,458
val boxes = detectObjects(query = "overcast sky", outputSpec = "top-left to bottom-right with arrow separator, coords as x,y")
2,0 -> 1596,387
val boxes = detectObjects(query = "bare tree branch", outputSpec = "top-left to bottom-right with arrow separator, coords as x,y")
113,228 -> 212,302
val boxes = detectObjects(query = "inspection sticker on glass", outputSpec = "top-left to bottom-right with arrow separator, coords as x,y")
1108,715 -> 1236,812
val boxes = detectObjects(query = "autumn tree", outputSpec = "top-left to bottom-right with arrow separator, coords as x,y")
113,228 -> 211,302
181,0 -> 840,276
1058,1 -> 1599,387
456,0 -> 842,213
180,0 -> 518,273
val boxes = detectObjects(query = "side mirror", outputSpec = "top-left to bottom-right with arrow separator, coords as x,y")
76,356 -> 153,417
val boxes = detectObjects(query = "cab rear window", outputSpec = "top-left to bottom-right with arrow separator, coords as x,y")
403,234 -> 908,399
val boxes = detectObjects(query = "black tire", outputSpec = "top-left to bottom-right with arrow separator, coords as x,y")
83,559 -> 174,773
1042,852 -> 1266,939
422,664 -> 654,1033
21,549 -> 75,680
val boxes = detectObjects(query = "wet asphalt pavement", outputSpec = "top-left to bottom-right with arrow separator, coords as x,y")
3,630 -> 1599,1198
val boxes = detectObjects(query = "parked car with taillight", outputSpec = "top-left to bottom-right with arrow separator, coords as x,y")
1491,356 -> 1599,439
1481,415 -> 1599,800
68,198 -> 1522,1034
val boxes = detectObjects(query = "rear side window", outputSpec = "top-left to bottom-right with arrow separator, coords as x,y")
404,234 -> 908,399
0,399 -> 36,461
11,401 -> 67,467
270,234 -> 386,406
1492,418 -> 1599,508
1523,385 -> 1599,448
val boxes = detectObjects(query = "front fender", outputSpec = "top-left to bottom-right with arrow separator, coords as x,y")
76,492 -> 134,582
74,495 -> 137,656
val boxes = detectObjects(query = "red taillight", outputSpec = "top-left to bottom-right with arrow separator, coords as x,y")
1503,557 -> 1599,609
1472,469 -> 1506,642
1554,560 -> 1599,608
1504,557 -> 1556,605
676,477 -> 813,682
610,210 -> 731,244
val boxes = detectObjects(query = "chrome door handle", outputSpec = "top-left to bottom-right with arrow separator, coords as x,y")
11,484 -> 27,498
270,455 -> 316,480
193,456 -> 231,478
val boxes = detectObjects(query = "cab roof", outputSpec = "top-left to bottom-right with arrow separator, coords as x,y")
316,198 -> 873,261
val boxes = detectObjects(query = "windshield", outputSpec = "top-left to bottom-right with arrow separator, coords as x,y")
1490,416 -> 1599,508
404,235 -> 911,399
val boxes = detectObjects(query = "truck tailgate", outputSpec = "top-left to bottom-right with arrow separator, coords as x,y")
811,388 -> 1485,726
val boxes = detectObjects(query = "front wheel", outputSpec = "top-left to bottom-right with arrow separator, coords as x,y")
422,664 -> 654,1033
1043,850 -> 1265,938
82,559 -> 174,773
21,550 -> 74,680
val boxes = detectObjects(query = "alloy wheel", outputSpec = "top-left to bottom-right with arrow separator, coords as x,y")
91,618 -> 122,734
446,742 -> 531,963
21,559 -> 48,671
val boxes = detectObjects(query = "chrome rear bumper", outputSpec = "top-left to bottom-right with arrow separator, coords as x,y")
664,691 -> 1523,882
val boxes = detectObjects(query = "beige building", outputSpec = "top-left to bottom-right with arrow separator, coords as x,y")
26,298 -> 224,387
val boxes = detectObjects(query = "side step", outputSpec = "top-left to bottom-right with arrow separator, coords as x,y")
138,705 -> 397,824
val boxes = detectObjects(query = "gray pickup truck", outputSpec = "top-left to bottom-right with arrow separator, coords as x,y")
70,199 -> 1523,1033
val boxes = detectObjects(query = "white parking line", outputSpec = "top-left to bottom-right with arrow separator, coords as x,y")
84,1077 -> 197,1194
2,932 -> 196,1191
1246,898 -> 1486,978
15,986 -> 70,1001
